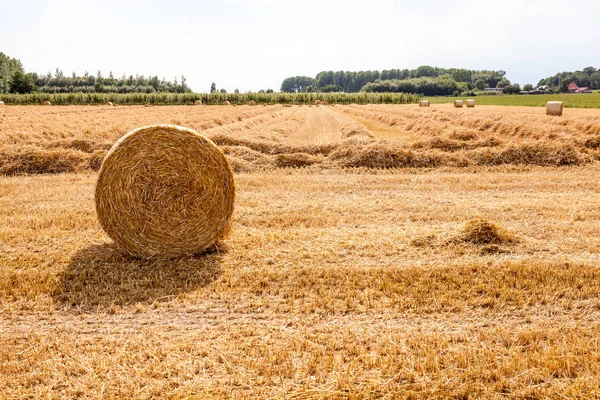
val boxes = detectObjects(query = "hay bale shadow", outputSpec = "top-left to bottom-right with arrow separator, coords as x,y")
53,243 -> 224,310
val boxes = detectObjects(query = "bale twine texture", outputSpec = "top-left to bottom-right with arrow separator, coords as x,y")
195,100 -> 202,105
454,100 -> 463,108
42,101 -> 51,106
466,99 -> 475,107
95,124 -> 235,258
419,100 -> 430,107
248,100 -> 256,106
547,101 -> 563,116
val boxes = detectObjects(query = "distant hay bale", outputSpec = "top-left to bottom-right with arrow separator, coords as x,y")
223,101 -> 231,106
194,100 -> 202,105
248,100 -> 256,106
321,100 -> 329,105
419,100 -> 430,107
42,101 -> 51,106
0,101 -> 5,106
95,124 -> 235,258
105,102 -> 113,106
546,101 -> 563,116
453,100 -> 463,108
466,99 -> 475,107
315,100 -> 322,105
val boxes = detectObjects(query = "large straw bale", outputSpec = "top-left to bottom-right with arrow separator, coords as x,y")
546,101 -> 563,116
454,100 -> 463,108
466,99 -> 475,107
419,100 -> 430,107
248,100 -> 256,106
95,124 -> 235,258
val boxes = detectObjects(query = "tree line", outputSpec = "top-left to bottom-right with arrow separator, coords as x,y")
0,52 -> 191,94
281,66 -> 509,95
538,67 -> 600,91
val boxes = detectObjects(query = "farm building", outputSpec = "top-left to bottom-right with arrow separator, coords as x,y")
484,87 -> 504,93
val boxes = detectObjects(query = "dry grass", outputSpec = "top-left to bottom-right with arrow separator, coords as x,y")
3,104 -> 600,397
2,104 -> 600,175
3,166 -> 600,398
451,217 -> 517,245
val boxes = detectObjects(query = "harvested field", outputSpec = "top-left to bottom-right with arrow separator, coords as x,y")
1,104 -> 600,174
2,104 -> 600,398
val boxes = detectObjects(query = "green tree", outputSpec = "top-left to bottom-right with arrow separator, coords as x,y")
474,79 -> 486,90
9,70 -> 36,93
523,83 -> 533,91
496,79 -> 510,88
560,78 -> 570,93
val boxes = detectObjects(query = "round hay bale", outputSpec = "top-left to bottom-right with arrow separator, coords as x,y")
0,101 -> 5,106
546,101 -> 563,116
223,100 -> 231,106
419,100 -> 430,107
315,100 -> 322,105
453,100 -> 463,108
95,124 -> 235,258
248,100 -> 256,106
194,100 -> 202,105
466,99 -> 475,108
105,101 -> 114,106
321,100 -> 329,105
42,101 -> 51,106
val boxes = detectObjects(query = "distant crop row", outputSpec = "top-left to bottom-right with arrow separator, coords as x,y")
0,92 -> 420,105
424,93 -> 600,108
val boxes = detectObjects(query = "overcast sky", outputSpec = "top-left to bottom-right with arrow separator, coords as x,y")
2,0 -> 599,92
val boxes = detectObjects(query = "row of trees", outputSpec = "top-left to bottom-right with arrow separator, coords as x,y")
538,67 -> 600,91
0,53 -> 192,94
361,76 -> 459,96
281,67 -> 509,94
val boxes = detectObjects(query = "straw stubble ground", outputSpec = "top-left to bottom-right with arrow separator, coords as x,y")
2,105 -> 600,398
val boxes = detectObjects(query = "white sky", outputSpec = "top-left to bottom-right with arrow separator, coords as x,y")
2,0 -> 599,92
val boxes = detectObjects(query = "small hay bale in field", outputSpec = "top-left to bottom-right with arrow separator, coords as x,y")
42,101 -> 51,106
315,100 -> 322,105
105,101 -> 114,106
248,100 -> 256,106
453,100 -> 463,108
466,99 -> 475,107
195,100 -> 202,105
546,101 -> 563,116
451,217 -> 517,245
0,101 -> 5,106
419,100 -> 430,107
223,100 -> 231,106
321,100 -> 329,105
95,124 -> 235,258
